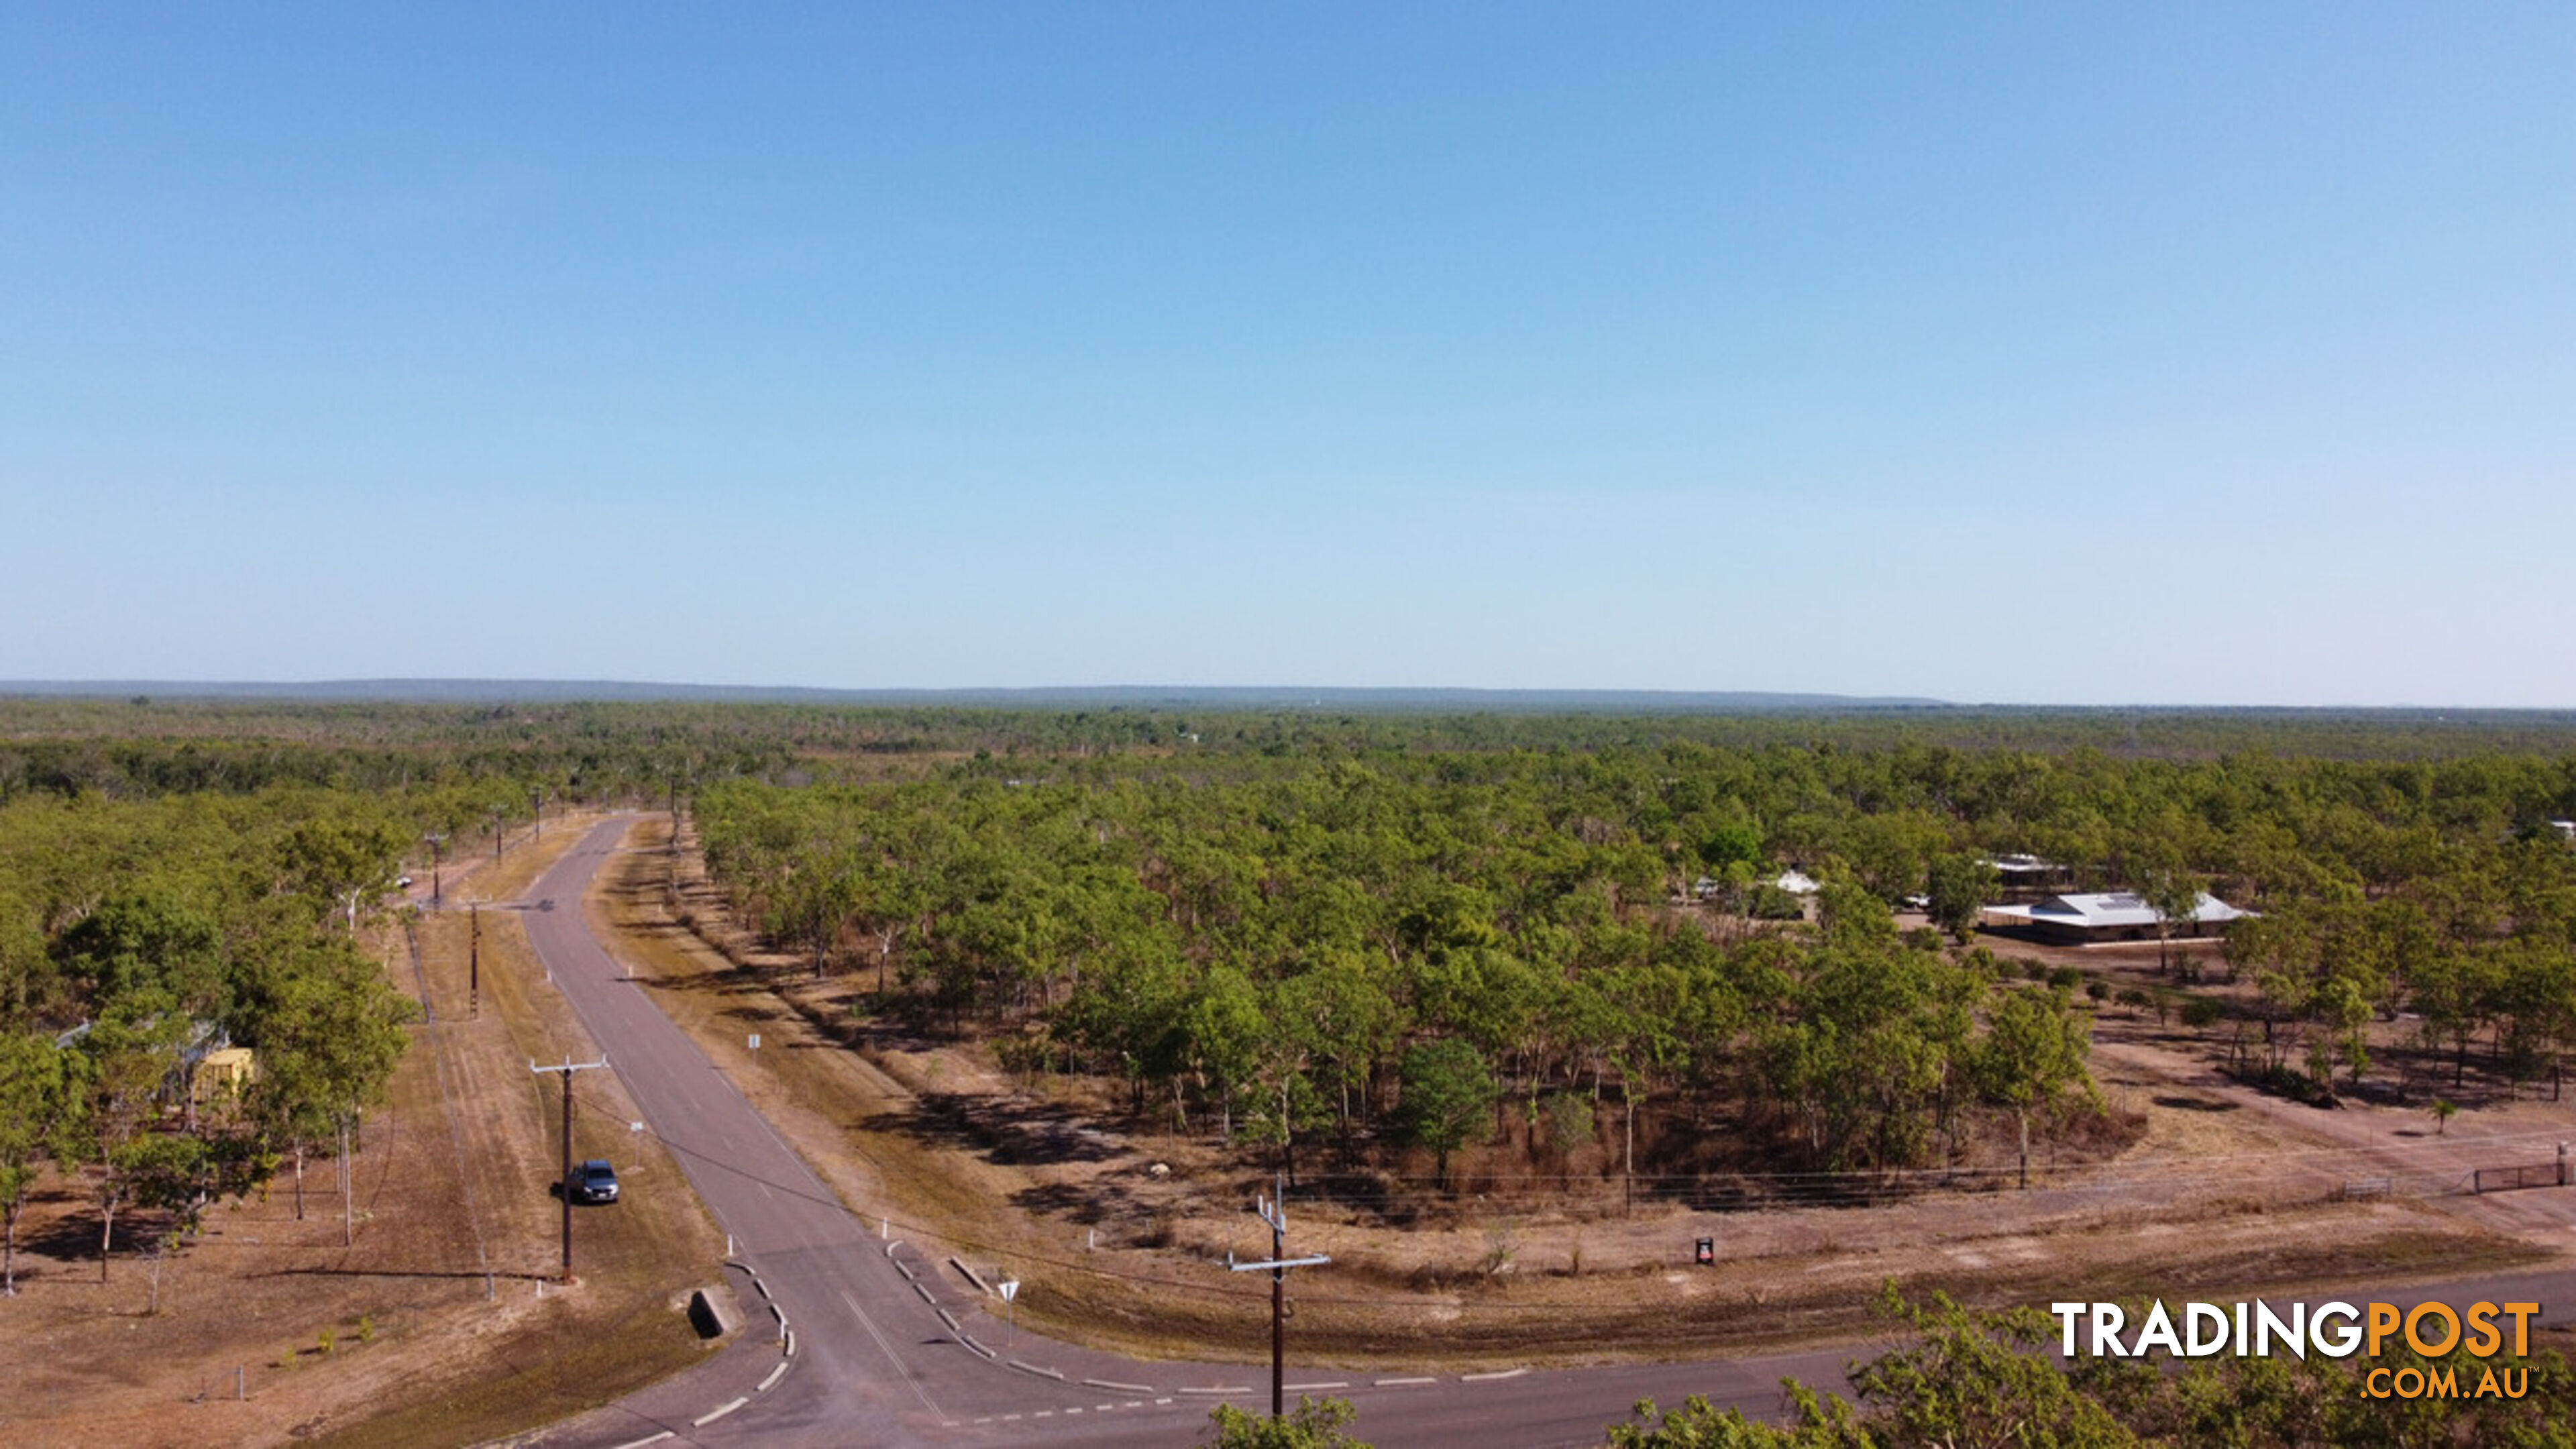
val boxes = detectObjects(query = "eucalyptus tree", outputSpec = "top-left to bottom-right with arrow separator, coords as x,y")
0,1030 -> 86,1293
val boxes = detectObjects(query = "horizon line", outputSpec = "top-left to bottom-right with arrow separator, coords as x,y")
2,679 -> 2573,716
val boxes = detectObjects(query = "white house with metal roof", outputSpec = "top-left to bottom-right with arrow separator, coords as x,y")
1980,890 -> 2250,945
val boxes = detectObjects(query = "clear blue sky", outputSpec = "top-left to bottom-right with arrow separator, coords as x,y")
4,5 -> 2570,704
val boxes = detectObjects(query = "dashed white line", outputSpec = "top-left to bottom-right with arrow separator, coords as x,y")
1085,1377 -> 1153,1393
1375,1376 -> 1438,1387
1179,1385 -> 1254,1395
1462,1367 -> 1528,1382
758,1360 -> 789,1393
694,1396 -> 749,1426
1287,1381 -> 1350,1391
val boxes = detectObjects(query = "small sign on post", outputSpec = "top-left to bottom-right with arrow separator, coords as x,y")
748,1033 -> 760,1051
1695,1237 -> 1715,1267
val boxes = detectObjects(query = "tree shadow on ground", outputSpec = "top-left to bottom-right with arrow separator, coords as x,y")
864,1090 -> 1128,1169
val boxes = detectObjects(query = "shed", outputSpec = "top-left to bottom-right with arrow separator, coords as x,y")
193,1046 -> 258,1107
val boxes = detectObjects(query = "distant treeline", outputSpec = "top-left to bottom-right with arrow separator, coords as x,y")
8,699 -> 2576,808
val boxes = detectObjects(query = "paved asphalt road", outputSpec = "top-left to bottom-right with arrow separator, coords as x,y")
508,819 -> 2576,1449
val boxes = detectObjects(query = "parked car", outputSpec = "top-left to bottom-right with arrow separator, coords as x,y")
568,1159 -> 620,1204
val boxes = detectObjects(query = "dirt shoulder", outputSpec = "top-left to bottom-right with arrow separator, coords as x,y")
582,824 -> 2563,1369
0,814 -> 733,1449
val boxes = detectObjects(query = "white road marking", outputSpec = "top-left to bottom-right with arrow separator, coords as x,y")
1287,1381 -> 1350,1391
840,1287 -> 950,1423
1461,1368 -> 1528,1382
694,1397 -> 748,1426
758,1360 -> 789,1393
610,1434 -> 674,1449
1375,1376 -> 1438,1387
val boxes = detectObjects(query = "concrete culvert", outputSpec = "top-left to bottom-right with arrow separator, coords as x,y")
689,1286 -> 743,1340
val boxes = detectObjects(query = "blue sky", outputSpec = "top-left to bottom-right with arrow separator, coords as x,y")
3,5 -> 2571,704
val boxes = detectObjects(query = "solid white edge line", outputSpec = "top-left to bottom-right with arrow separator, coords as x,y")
1286,1381 -> 1351,1390
759,1360 -> 790,1393
1461,1368 -> 1528,1382
1375,1376 -> 1438,1386
1177,1385 -> 1254,1395
693,1396 -> 749,1426
1084,1378 -> 1154,1393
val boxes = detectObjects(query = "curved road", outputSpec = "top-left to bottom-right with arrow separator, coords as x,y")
510,820 -> 2575,1448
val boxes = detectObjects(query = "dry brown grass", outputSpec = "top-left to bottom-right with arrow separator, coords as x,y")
580,823 -> 2558,1371
0,815 -> 731,1449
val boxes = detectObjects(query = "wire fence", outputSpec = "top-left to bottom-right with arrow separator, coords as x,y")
2472,1161 -> 2568,1195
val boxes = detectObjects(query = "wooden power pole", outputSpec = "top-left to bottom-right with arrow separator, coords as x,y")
1228,1174 -> 1330,1418
530,1056 -> 608,1281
